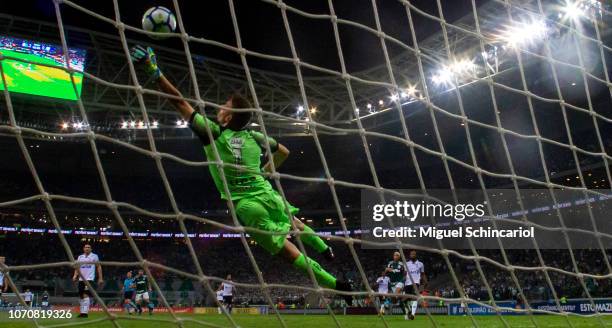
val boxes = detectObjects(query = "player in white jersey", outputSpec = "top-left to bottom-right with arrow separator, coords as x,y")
0,256 -> 7,306
216,290 -> 224,313
218,274 -> 236,313
375,272 -> 391,315
23,289 -> 33,307
72,244 -> 104,318
403,249 -> 427,320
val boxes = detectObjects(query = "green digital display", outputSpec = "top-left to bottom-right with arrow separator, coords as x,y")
0,36 -> 86,100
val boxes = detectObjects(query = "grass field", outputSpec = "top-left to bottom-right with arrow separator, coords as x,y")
1,312 -> 611,328
0,49 -> 83,100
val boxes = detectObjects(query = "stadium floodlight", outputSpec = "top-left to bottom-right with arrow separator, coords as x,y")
499,19 -> 547,47
406,85 -> 417,96
297,105 -> 304,112
152,120 -> 159,128
137,121 -> 144,128
61,122 -> 69,130
562,0 -> 603,20
390,94 -> 399,102
378,99 -> 384,106
129,121 -> 136,128
449,59 -> 476,75
310,107 -> 317,114
366,103 -> 372,109
120,121 -> 128,129
432,67 -> 453,85
562,0 -> 585,20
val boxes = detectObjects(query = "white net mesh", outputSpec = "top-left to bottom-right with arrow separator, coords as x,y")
1,0 -> 611,327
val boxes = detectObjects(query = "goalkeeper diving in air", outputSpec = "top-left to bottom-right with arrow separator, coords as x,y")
130,46 -> 351,296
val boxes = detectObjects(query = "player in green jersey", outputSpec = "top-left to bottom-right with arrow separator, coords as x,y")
130,46 -> 351,297
133,269 -> 154,315
386,251 -> 406,311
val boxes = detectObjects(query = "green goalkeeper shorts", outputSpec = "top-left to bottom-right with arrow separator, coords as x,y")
235,190 -> 299,255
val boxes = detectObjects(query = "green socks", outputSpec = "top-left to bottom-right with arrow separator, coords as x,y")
291,224 -> 335,289
300,224 -> 329,253
292,254 -> 336,289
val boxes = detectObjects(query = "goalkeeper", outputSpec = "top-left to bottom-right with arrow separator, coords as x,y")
130,46 -> 350,295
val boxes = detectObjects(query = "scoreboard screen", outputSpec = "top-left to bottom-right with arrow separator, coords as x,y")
0,36 -> 86,100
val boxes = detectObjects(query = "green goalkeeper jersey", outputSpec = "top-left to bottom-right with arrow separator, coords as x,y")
189,112 -> 277,200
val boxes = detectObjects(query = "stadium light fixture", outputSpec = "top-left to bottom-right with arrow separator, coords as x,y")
137,121 -> 144,128
400,91 -> 408,99
562,0 -> 585,20
499,19 -> 547,48
129,121 -> 136,128
152,120 -> 159,128
432,67 -> 453,85
449,59 -> 476,74
120,121 -> 128,129
310,107 -> 317,114
297,105 -> 304,112
61,122 -> 69,130
378,99 -> 384,106
406,85 -> 417,96
366,103 -> 372,109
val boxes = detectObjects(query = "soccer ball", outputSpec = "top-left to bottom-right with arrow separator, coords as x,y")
142,6 -> 177,40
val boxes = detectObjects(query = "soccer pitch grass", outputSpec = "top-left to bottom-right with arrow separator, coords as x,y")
0,49 -> 83,100
1,313 -> 611,328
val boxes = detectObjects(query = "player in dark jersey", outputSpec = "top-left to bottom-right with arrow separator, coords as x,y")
386,252 -> 406,291
386,251 -> 406,311
133,269 -> 153,315
41,290 -> 50,308
130,46 -> 351,300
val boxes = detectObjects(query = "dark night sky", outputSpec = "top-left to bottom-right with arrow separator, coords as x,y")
5,0 -> 484,73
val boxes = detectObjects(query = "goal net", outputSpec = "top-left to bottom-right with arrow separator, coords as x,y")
0,0 -> 611,327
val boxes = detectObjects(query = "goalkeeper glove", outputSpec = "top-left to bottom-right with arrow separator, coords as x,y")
130,45 -> 162,80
